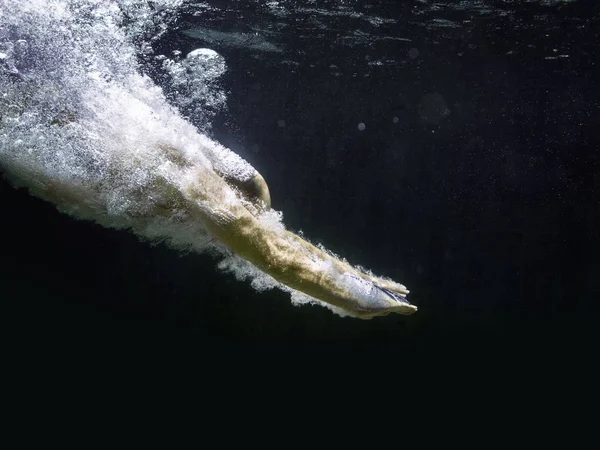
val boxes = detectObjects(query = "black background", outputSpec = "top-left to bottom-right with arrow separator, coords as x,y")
1,0 -> 598,365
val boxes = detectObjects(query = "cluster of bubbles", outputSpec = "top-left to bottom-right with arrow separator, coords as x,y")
0,0 -> 354,316
160,47 -> 228,132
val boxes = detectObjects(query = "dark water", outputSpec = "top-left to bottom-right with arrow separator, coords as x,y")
1,0 -> 598,361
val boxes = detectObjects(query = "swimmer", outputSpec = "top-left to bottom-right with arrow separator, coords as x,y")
1,0 -> 416,320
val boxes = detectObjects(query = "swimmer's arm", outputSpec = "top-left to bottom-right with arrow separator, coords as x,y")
186,179 -> 416,318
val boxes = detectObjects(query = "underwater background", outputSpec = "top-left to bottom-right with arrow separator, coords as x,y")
1,0 -> 598,359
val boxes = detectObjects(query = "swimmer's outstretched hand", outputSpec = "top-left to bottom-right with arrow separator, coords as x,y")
183,166 -> 417,319
321,264 -> 417,319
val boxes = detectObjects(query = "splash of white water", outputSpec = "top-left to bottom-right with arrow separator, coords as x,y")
0,0 -> 354,316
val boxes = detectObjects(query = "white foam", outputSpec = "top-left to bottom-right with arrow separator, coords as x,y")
0,0 -> 387,319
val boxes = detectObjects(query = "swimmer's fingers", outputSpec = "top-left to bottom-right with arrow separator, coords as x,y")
366,277 -> 416,316
339,273 -> 416,318
366,277 -> 410,296
354,300 -> 418,320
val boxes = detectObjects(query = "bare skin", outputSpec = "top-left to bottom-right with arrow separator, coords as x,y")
181,163 -> 417,319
